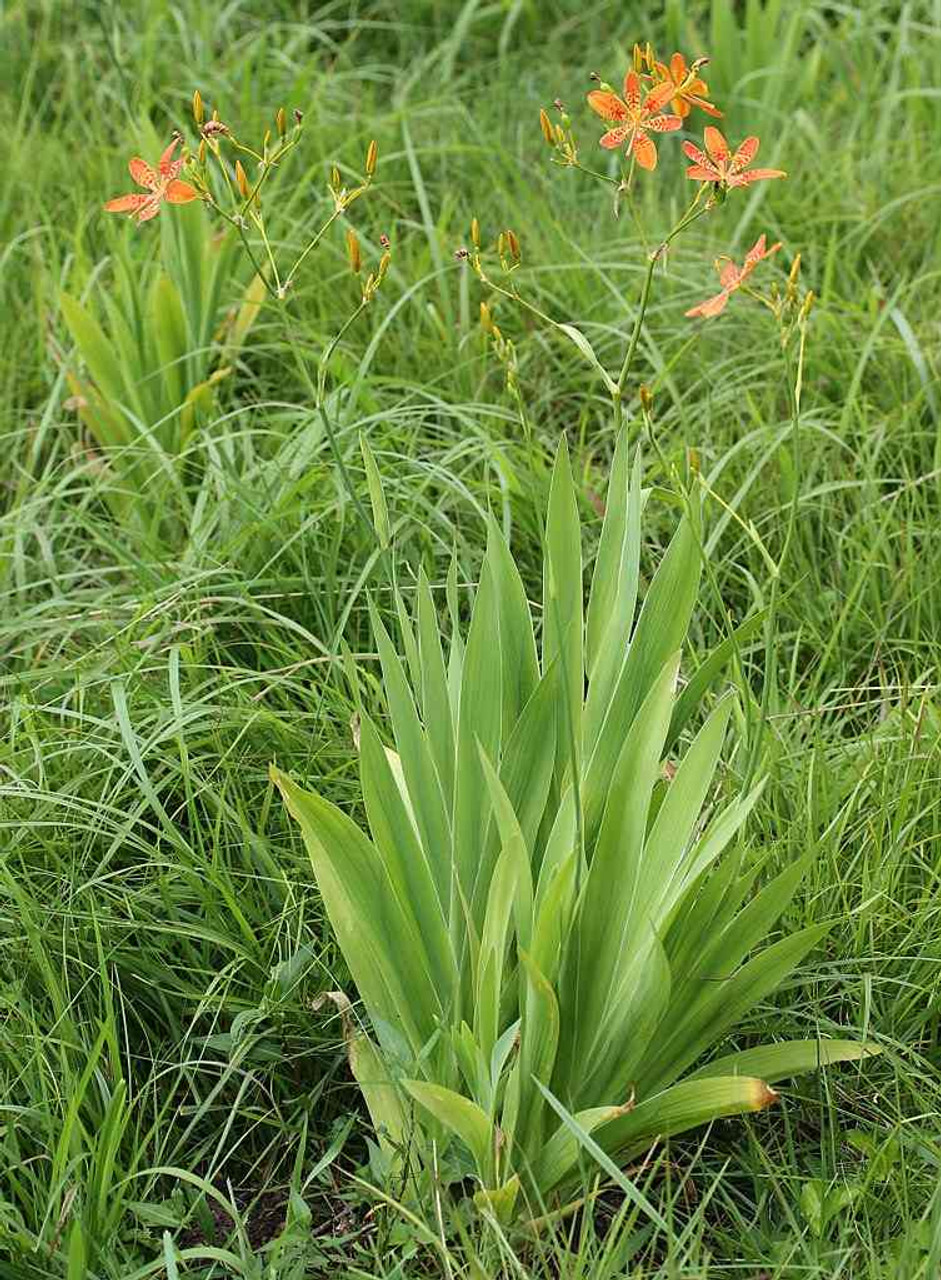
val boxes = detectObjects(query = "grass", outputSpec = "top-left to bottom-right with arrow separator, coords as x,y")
1,0 -> 940,1274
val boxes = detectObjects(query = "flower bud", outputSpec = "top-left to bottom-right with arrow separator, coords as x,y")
346,228 -> 362,274
539,108 -> 554,144
330,165 -> 341,193
480,301 -> 493,333
470,217 -> 480,248
193,89 -> 204,125
377,251 -> 391,282
276,107 -> 286,137
235,160 -> 250,199
639,384 -> 654,415
800,290 -> 815,318
198,139 -> 207,165
506,229 -> 520,262
365,139 -> 378,176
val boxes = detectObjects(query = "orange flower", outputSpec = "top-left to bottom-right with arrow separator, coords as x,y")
683,127 -> 786,188
651,52 -> 722,118
685,233 -> 782,319
587,71 -> 682,170
104,138 -> 200,225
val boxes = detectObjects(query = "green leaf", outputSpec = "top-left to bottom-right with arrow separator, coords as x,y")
689,1038 -> 880,1083
402,1080 -> 495,1180
597,1075 -> 779,1164
556,323 -> 618,396
270,766 -> 441,1060
360,435 -> 392,548
60,292 -> 132,441
543,436 -> 583,785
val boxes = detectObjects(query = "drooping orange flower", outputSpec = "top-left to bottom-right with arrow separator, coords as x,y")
587,71 -> 682,170
104,138 -> 200,225
683,127 -> 786,188
651,52 -> 722,118
685,233 -> 782,319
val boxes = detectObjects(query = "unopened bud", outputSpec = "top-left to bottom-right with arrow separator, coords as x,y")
506,229 -> 520,262
639,384 -> 654,414
263,129 -> 271,154
800,290 -> 815,318
365,139 -> 378,176
235,160 -> 250,199
330,165 -> 341,192
688,447 -> 700,475
480,301 -> 493,333
377,251 -> 391,282
346,228 -> 361,274
470,217 -> 480,248
193,89 -> 204,125
198,139 -> 207,165
539,108 -> 554,144
276,107 -> 286,137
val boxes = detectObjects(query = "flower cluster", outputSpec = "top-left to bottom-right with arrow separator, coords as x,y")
538,39 -> 789,323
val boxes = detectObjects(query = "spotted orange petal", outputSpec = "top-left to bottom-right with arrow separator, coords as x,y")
599,125 -> 631,149
136,199 -> 162,224
159,138 -> 181,177
632,129 -> 657,170
704,126 -> 730,164
731,167 -> 786,185
646,113 -> 683,133
673,96 -> 691,118
686,164 -> 720,182
731,136 -> 760,171
670,52 -> 687,84
689,95 -> 723,118
718,261 -> 741,290
744,233 -> 769,266
686,289 -> 731,319
588,90 -> 630,122
165,179 -> 199,204
623,70 -> 642,112
104,193 -> 151,214
643,80 -> 675,112
682,140 -> 709,165
128,158 -> 157,189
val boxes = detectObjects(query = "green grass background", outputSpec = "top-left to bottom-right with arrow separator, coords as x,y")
2,0 -> 940,1275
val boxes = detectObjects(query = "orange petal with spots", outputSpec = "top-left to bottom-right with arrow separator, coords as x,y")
643,80 -> 675,112
165,179 -> 199,204
682,140 -> 708,164
588,90 -> 629,122
670,52 -> 687,84
623,70 -> 642,112
135,198 -> 162,223
159,138 -> 181,176
128,158 -> 157,188
686,289 -> 731,319
719,261 -> 741,290
734,167 -> 786,185
632,130 -> 657,170
686,164 -> 719,182
104,193 -> 151,214
647,113 -> 683,132
599,125 -> 630,149
732,136 -> 760,171
704,126 -> 730,163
